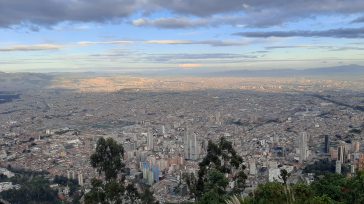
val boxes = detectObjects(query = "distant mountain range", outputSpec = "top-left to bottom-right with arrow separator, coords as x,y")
0,72 -> 53,91
1,64 -> 364,79
207,65 -> 364,78
139,64 -> 364,78
0,64 -> 363,92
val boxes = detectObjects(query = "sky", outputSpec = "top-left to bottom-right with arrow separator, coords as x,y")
0,0 -> 364,73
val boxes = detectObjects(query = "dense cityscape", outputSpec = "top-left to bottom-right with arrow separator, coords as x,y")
0,74 -> 363,203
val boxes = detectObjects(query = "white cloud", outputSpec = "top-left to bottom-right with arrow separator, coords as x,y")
77,41 -> 133,46
0,44 -> 63,52
178,63 -> 203,69
132,18 -> 147,26
145,40 -> 193,44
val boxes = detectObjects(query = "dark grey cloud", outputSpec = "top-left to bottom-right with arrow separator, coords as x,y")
235,27 -> 364,38
265,45 -> 364,51
151,0 -> 364,20
352,16 -> 364,23
132,18 -> 209,29
2,0 -> 364,29
0,0 -> 139,27
135,0 -> 364,28
132,15 -> 246,29
150,0 -> 245,17
236,0 -> 364,27
265,45 -> 334,50
199,40 -> 249,47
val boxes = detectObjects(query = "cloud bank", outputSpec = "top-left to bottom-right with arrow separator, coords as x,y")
1,0 -> 364,29
235,27 -> 364,38
0,44 -> 62,52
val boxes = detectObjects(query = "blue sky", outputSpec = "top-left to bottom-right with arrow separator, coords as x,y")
0,0 -> 364,72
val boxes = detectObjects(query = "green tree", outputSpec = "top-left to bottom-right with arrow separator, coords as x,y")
280,169 -> 290,185
199,169 -> 229,204
126,183 -> 140,204
310,195 -> 336,204
224,171 -> 364,204
225,195 -> 253,204
232,170 -> 247,195
344,171 -> 364,204
292,183 -> 314,204
311,174 -> 346,202
0,176 -> 60,204
254,182 -> 287,204
183,172 -> 197,199
186,137 -> 246,202
90,137 -> 125,181
85,137 -> 140,204
84,178 -> 107,204
140,187 -> 157,204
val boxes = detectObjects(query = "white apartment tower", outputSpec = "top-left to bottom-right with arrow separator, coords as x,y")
335,160 -> 342,174
162,125 -> 166,137
184,127 -> 199,160
249,160 -> 257,175
338,145 -> 344,163
147,130 -> 154,151
78,172 -> 84,186
216,112 -> 221,125
299,132 -> 308,163
354,141 -> 360,153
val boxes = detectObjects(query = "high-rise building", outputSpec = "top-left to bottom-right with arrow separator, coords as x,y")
330,148 -> 338,160
191,133 -> 198,160
147,129 -> 154,151
184,127 -> 199,160
216,112 -> 221,125
338,145 -> 344,163
324,135 -> 330,153
350,164 -> 355,174
184,127 -> 189,159
299,132 -> 308,163
358,154 -> 364,171
78,173 -> 84,186
249,160 -> 257,175
45,129 -> 51,135
162,125 -> 166,137
141,161 -> 160,185
147,170 -> 154,185
335,160 -> 342,174
354,141 -> 360,153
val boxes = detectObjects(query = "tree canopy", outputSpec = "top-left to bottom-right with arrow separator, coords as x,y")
90,137 -> 125,181
85,137 -> 141,204
225,172 -> 364,204
183,137 -> 246,203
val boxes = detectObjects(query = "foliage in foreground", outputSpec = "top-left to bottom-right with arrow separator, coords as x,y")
224,172 -> 364,204
84,137 -> 157,204
0,173 -> 60,204
3,137 -> 364,204
183,137 -> 247,204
